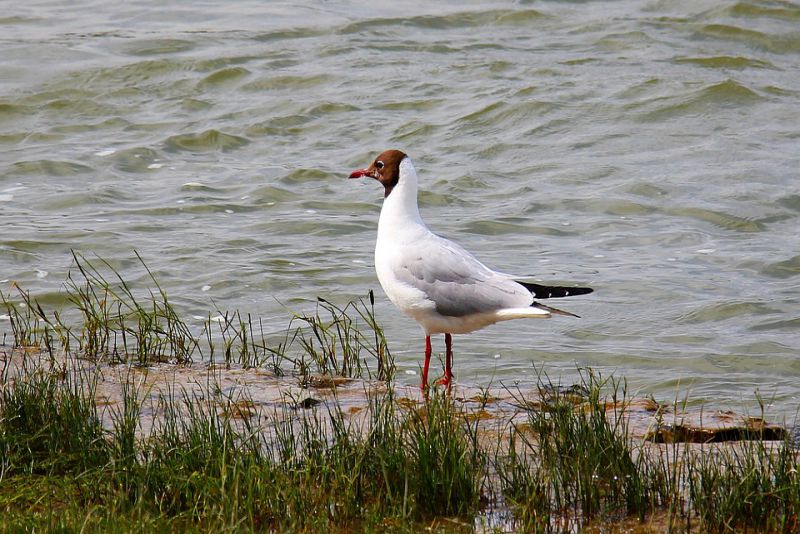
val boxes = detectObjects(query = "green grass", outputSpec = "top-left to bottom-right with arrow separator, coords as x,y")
0,351 -> 485,531
686,435 -> 800,532
2,253 -> 799,532
494,370 -> 800,533
2,351 -> 799,532
497,372 -> 646,530
2,252 -> 392,380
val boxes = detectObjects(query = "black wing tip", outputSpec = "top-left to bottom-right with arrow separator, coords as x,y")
517,281 -> 594,300
570,286 -> 594,296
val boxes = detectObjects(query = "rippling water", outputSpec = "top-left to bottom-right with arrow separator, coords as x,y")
2,1 -> 799,415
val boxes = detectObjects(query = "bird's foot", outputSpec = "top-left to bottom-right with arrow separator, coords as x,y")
434,373 -> 453,388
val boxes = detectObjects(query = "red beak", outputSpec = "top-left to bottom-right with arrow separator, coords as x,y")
349,168 -> 373,179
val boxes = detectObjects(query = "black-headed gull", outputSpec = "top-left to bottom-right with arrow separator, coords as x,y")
349,149 -> 593,390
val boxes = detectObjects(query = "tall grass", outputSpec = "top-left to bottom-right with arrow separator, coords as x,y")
2,349 -> 798,532
496,370 -> 800,532
0,357 -> 108,477
1,285 -> 56,356
291,293 -> 394,382
1,252 -> 393,381
498,371 -> 646,531
0,351 -> 484,531
1,251 -> 198,364
686,435 -> 800,532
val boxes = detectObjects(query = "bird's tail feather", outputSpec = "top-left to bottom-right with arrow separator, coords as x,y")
532,301 -> 580,318
517,281 -> 593,300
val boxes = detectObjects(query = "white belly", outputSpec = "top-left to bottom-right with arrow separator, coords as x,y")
407,307 -> 550,336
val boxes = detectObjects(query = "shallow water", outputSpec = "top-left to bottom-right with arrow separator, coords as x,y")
2,1 -> 799,416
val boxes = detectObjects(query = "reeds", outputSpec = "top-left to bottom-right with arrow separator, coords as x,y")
0,350 -> 487,531
2,349 -> 799,531
2,251 -> 198,364
1,252 -> 392,380
498,371 -> 646,530
292,293 -> 394,382
686,431 -> 800,532
495,370 -> 800,533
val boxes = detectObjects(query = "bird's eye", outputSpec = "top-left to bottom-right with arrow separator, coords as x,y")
375,160 -> 384,170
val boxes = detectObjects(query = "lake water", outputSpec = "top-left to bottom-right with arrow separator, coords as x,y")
2,1 -> 799,416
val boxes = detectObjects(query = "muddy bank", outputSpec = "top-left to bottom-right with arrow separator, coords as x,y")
2,347 -> 788,447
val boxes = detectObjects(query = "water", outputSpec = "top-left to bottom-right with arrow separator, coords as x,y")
2,1 -> 799,416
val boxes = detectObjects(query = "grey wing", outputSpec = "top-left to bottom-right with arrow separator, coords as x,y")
394,234 -> 533,317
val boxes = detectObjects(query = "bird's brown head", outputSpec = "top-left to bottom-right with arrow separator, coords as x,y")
348,149 -> 407,198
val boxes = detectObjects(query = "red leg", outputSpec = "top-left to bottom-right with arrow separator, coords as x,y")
441,333 -> 453,388
420,335 -> 432,391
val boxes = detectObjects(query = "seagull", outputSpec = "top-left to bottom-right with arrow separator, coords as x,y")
349,149 -> 593,390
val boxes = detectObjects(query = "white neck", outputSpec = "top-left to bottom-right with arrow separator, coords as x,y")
378,157 -> 426,236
